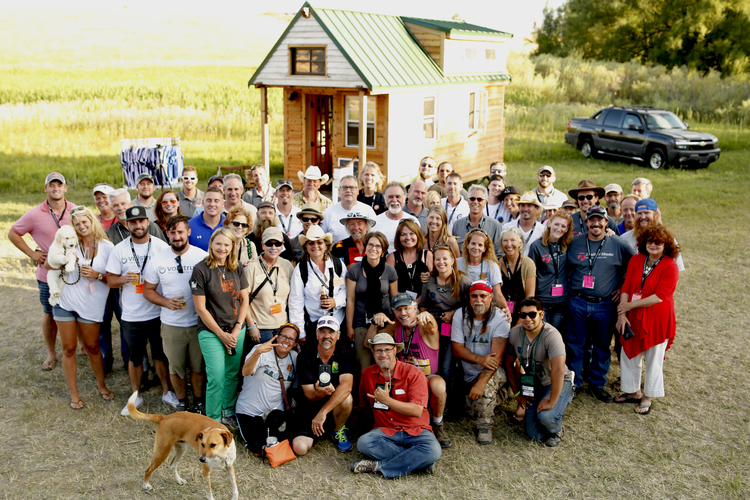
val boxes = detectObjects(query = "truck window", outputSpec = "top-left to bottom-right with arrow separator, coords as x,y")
623,114 -> 642,129
603,110 -> 624,127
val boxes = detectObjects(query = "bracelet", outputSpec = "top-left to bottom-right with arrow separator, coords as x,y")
247,323 -> 257,330
512,391 -> 520,399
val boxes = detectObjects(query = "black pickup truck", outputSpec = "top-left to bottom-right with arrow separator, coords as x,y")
565,106 -> 720,169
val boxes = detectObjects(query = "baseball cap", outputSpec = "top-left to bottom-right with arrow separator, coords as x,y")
605,183 -> 623,194
586,206 -> 608,220
500,186 -> 521,201
262,227 -> 284,243
561,199 -> 577,209
317,315 -> 340,332
635,198 -> 658,212
92,183 -> 114,196
125,206 -> 149,221
538,166 -> 555,176
136,173 -> 155,184
392,293 -> 416,309
276,180 -> 294,189
45,172 -> 66,186
258,201 -> 275,210
208,175 -> 224,185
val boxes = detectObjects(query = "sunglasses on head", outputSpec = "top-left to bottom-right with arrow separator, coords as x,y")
300,216 -> 319,223
161,199 -> 178,205
264,240 -> 283,247
578,194 -> 595,201
231,221 -> 249,228
518,311 -> 539,319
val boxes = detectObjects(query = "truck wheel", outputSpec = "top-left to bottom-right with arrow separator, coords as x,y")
580,138 -> 595,159
647,148 -> 667,170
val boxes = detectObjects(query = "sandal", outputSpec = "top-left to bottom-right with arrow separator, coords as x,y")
100,390 -> 115,401
613,377 -> 621,392
70,400 -> 84,410
635,403 -> 652,415
614,394 -> 641,404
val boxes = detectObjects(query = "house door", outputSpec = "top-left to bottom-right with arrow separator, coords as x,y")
307,94 -> 333,178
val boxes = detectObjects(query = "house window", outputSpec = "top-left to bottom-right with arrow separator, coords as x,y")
291,47 -> 326,75
468,91 -> 487,134
345,96 -> 376,148
423,96 -> 437,139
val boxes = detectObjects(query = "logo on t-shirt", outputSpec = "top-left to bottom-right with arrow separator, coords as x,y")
578,252 -> 587,261
121,256 -> 128,264
159,266 -> 166,274
542,254 -> 551,264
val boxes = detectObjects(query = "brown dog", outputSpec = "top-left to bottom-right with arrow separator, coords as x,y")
126,391 -> 239,500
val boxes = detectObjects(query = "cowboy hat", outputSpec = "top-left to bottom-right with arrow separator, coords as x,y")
568,180 -> 606,199
339,211 -> 376,229
297,166 -> 330,185
296,202 -> 324,221
518,191 -> 543,210
298,225 -> 333,246
367,332 -> 404,353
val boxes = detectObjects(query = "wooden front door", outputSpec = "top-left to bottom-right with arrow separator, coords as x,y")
307,94 -> 333,178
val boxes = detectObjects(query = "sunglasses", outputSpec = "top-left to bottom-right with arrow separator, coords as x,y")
490,169 -> 505,174
182,176 -> 197,181
264,240 -> 283,247
578,194 -> 595,201
539,173 -> 551,178
518,311 -> 539,319
468,197 -> 485,202
175,255 -> 183,274
161,199 -> 178,205
300,216 -> 319,223
231,221 -> 249,229
421,162 -> 435,167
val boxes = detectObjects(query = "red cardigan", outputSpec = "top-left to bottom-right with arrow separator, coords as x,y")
620,254 -> 679,359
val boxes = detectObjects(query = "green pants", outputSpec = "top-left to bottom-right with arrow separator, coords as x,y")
198,328 -> 245,420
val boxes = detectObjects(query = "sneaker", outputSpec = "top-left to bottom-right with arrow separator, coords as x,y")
222,415 -> 238,430
333,425 -> 353,452
433,423 -> 452,448
544,427 -> 564,447
591,388 -> 614,404
477,427 -> 493,445
161,390 -> 180,408
193,400 -> 206,415
121,395 -> 143,416
350,459 -> 378,474
176,400 -> 189,412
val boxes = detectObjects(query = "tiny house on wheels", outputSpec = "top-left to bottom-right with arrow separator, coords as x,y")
248,2 -> 513,189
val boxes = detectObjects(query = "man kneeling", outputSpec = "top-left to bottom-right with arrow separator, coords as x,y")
504,298 -> 573,447
352,333 -> 442,477
370,293 -> 451,448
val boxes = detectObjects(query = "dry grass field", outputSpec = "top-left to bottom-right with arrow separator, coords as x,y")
2,4 -> 750,499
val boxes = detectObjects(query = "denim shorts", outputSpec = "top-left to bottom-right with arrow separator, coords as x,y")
52,304 -> 97,325
38,280 -> 53,314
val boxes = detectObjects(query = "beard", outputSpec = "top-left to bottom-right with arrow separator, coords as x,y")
388,203 -> 401,215
171,239 -> 188,252
608,201 -> 620,209
254,218 -> 275,239
472,302 -> 487,315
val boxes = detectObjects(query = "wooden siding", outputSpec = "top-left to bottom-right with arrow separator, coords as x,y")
253,15 -> 365,88
386,83 -> 507,184
404,23 -> 444,69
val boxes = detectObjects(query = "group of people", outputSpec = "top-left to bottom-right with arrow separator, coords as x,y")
9,159 -> 680,477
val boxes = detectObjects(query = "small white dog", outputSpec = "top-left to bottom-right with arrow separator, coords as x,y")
47,225 -> 79,306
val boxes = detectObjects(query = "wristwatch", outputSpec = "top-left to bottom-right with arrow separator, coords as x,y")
235,322 -> 244,329
97,273 -> 103,281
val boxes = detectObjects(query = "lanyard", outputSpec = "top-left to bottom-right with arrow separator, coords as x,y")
549,242 -> 561,284
309,259 -> 332,295
278,212 -> 290,235
400,324 -> 417,357
503,255 -> 521,282
444,199 -> 458,224
520,325 -> 543,374
129,237 -> 151,274
585,236 -> 606,276
485,203 -> 500,221
524,222 -> 537,243
258,256 -> 280,297
116,222 -> 128,241
578,216 -> 587,235
641,256 -> 663,290
47,201 -> 66,229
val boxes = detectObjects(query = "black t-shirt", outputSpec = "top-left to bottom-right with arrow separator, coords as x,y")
528,239 -> 569,304
392,250 -> 429,296
357,191 -> 386,215
297,343 -> 354,409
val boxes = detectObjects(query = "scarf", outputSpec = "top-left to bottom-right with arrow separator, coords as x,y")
362,256 -> 387,317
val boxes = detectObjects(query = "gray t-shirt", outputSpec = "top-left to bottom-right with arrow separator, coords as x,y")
345,262 -> 398,328
567,235 -> 633,298
451,307 -> 510,382
456,257 -> 503,287
420,274 -> 471,315
527,239 -> 569,304
189,260 -> 249,332
507,323 -> 572,386
235,346 -> 297,417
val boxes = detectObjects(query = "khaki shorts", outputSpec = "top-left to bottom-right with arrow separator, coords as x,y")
161,323 -> 203,378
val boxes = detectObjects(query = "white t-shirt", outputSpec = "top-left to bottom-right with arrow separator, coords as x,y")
144,245 -> 208,327
451,307 -> 510,382
620,230 -> 685,272
485,202 -> 510,225
106,236 -> 169,322
322,202 -> 377,244
59,240 -> 115,323
373,211 -> 418,254
275,203 -> 302,238
502,219 -> 546,256
235,346 -> 297,417
456,257 -> 503,286
441,197 -> 470,233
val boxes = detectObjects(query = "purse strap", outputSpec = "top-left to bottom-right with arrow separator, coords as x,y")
274,352 -> 290,409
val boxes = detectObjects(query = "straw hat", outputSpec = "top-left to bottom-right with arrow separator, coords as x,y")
298,225 -> 333,246
297,166 -> 330,185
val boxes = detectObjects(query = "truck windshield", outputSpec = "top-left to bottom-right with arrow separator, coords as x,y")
644,112 -> 686,130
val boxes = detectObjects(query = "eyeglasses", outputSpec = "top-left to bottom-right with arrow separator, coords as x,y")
278,333 -> 297,343
366,242 -> 382,249
300,216 -> 319,223
161,199 -> 178,205
578,195 -> 595,201
373,348 -> 394,355
175,255 -> 183,274
340,185 -> 357,191
518,311 -> 539,319
182,176 -> 197,181
468,197 -> 485,202
264,240 -> 283,247
231,220 -> 249,229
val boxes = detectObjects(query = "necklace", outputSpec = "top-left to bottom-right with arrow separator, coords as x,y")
218,265 -> 226,280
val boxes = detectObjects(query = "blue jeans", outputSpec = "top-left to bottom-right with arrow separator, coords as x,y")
99,288 -> 125,370
542,302 -> 567,338
356,429 -> 442,479
258,328 -> 277,343
525,380 -> 573,441
567,294 -> 616,389
438,334 -> 453,379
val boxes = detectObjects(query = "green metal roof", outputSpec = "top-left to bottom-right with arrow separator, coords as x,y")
248,3 -> 511,93
401,17 -> 514,39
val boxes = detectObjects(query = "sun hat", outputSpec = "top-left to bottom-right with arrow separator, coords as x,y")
296,202 -> 324,221
518,191 -> 543,209
298,225 -> 333,246
367,332 -> 404,353
568,180 -> 605,199
297,166 -> 330,185
339,211 -> 376,229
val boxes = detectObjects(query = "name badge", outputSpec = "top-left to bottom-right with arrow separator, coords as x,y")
583,275 -> 595,289
480,272 -> 487,280
551,285 -> 564,296
135,283 -> 144,294
373,400 -> 390,411
333,277 -> 344,287
631,293 -> 642,302
507,301 -> 515,314
88,281 -> 97,294
269,302 -> 282,315
395,389 -> 405,395
520,374 -> 535,398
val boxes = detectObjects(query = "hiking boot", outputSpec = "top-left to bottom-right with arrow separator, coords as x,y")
592,388 -> 613,404
544,427 -> 564,447
477,427 -> 492,445
221,415 -> 238,430
433,423 -> 452,448
333,425 -> 353,452
176,400 -> 189,412
192,400 -> 206,415
350,459 -> 378,474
